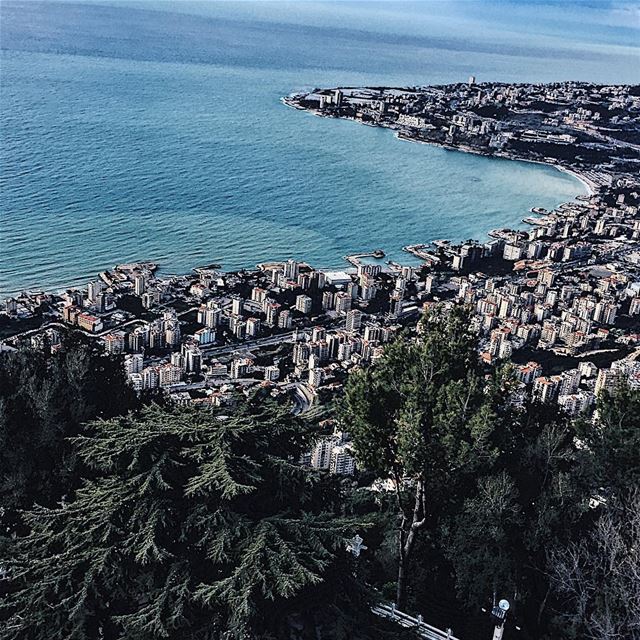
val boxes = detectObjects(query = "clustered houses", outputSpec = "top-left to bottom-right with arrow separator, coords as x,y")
3,177 -> 640,444
444,182 -> 640,415
4,81 -> 640,472
3,254 -> 425,476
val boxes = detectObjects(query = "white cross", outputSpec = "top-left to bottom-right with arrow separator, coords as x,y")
347,533 -> 368,557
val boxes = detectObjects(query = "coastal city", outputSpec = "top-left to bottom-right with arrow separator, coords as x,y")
3,79 -> 640,473
2,0 -> 640,634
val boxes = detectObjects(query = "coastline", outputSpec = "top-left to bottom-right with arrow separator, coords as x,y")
286,94 -> 596,198
555,166 -> 597,197
393,129 -> 596,198
5,100 -> 597,299
329,111 -> 597,214
6,126 -> 591,300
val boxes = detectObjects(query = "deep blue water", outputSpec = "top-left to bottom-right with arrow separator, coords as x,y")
1,1 -> 638,295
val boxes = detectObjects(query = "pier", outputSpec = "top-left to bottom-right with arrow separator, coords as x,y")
343,249 -> 385,267
403,244 -> 441,264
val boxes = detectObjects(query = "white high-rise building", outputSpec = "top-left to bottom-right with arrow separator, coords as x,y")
251,287 -> 267,304
183,344 -> 202,374
142,366 -> 160,389
296,295 -> 313,314
246,317 -> 260,337
134,274 -> 146,296
337,341 -> 352,361
334,292 -> 351,314
87,280 -> 104,303
231,296 -> 243,316
265,302 -> 280,326
284,259 -> 299,280
308,367 -> 323,388
558,392 -> 594,416
165,322 -> 181,348
322,291 -> 333,311
124,353 -> 144,375
194,328 -> 216,345
311,439 -> 333,470
330,445 -> 356,476
533,376 -> 560,404
346,309 -> 363,333
278,310 -> 292,329
312,326 -> 326,342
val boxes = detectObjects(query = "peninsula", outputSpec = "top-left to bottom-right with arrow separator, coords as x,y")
283,80 -> 640,192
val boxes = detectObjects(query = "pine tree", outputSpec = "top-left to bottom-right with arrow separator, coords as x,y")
575,382 -> 640,500
1,399 -> 383,640
444,400 -> 585,636
0,333 -> 139,533
342,305 -> 507,610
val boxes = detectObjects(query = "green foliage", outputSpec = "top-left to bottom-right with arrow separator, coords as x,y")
440,403 -> 586,629
342,305 -> 513,609
341,305 -> 611,638
575,383 -> 640,497
3,316 -> 639,640
343,305 -> 487,490
343,311 -> 640,639
1,401 -> 382,640
543,384 -> 640,639
445,472 -> 522,609
0,332 -> 138,531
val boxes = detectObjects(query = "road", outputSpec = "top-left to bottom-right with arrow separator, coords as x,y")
286,382 -> 315,415
200,331 -> 297,358
168,379 -> 315,415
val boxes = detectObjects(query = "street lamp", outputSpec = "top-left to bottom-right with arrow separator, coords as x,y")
491,599 -> 510,640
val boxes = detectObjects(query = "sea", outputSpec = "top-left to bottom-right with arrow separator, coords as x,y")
1,0 -> 639,296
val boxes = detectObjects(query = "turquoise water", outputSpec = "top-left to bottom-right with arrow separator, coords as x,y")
1,1 -> 637,295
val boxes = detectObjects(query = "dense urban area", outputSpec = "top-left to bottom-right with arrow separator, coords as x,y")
4,79 -> 640,465
1,80 -> 640,640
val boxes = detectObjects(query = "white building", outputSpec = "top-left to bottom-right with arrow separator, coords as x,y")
124,353 -> 144,375
330,445 -> 356,476
346,309 -> 363,333
128,373 -> 143,392
308,367 -> 323,388
264,365 -> 280,382
230,357 -> 252,379
334,292 -> 352,314
296,295 -> 313,314
142,366 -> 159,389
